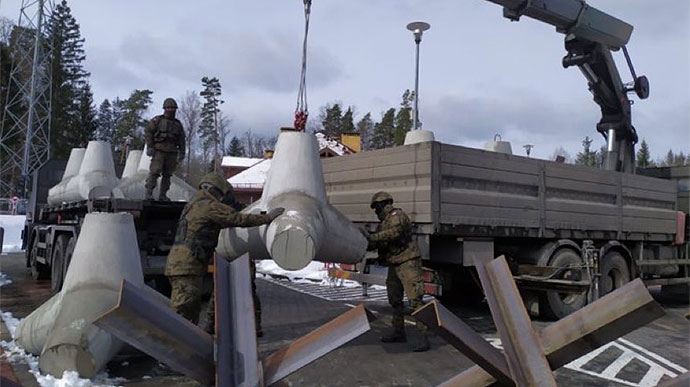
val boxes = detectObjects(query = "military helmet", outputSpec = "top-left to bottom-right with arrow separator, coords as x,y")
199,173 -> 233,195
162,98 -> 178,109
370,191 -> 393,208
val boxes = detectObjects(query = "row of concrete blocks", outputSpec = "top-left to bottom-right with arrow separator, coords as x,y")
47,141 -> 194,205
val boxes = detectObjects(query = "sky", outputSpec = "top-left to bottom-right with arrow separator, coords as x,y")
1,0 -> 688,160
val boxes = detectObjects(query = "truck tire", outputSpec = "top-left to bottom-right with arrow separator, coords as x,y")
542,248 -> 587,319
599,252 -> 630,297
29,237 -> 49,280
51,235 -> 69,293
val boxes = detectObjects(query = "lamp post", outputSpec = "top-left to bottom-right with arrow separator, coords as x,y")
406,21 -> 430,131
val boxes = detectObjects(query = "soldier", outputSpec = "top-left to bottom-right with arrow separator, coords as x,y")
361,191 -> 429,352
144,97 -> 186,201
165,172 -> 284,328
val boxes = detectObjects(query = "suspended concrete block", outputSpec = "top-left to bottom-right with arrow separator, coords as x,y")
16,213 -> 144,378
112,145 -> 194,201
47,148 -> 86,205
218,130 -> 368,270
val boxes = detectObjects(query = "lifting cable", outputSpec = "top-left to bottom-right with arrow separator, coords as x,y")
294,0 -> 312,131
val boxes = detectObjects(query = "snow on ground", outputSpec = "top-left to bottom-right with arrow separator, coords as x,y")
0,214 -> 26,254
0,270 -> 124,386
256,259 -> 385,290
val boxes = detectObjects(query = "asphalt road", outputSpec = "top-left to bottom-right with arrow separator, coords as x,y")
1,251 -> 688,387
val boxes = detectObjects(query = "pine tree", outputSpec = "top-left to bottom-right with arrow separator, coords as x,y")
95,99 -> 115,142
113,89 -> 153,150
663,149 -> 675,166
341,107 -> 356,134
321,103 -> 343,138
356,112 -> 374,151
199,76 -> 223,171
575,136 -> 597,167
227,136 -> 245,156
48,0 -> 91,158
73,84 -> 97,146
393,90 -> 414,146
635,139 -> 653,168
371,108 -> 396,150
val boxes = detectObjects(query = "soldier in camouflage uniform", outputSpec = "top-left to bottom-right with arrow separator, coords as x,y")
165,173 -> 284,327
144,98 -> 186,201
361,191 -> 429,352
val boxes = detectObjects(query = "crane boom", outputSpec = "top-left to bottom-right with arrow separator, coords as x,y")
484,0 -> 649,173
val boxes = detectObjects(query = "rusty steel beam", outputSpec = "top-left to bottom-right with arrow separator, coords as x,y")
413,301 -> 514,386
262,304 -> 375,386
216,254 -> 261,387
439,278 -> 664,387
477,256 -> 557,387
93,280 -> 215,386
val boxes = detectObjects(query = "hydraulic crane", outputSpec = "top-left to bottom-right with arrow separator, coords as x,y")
485,0 -> 649,173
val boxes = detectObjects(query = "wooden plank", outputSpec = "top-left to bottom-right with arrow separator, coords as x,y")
622,173 -> 677,193
622,186 -> 677,204
325,161 -> 432,183
440,163 -> 539,187
622,206 -> 678,220
621,217 -> 676,234
545,200 -> 619,216
544,211 -> 619,231
544,176 -> 619,197
331,202 -> 433,224
321,143 -> 433,173
545,162 -> 620,185
440,204 -> 540,228
328,187 -> 432,206
440,189 -> 539,210
439,144 -> 540,175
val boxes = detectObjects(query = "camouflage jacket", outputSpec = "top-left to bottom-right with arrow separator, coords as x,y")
366,206 -> 421,265
145,115 -> 186,154
165,190 -> 272,276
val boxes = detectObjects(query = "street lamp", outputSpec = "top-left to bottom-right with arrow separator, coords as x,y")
406,21 -> 430,131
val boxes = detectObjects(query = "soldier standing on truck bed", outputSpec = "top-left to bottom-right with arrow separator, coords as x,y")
144,97 -> 186,201
165,173 -> 284,330
361,191 -> 429,352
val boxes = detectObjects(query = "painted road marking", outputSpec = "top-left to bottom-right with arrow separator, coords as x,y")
489,337 -> 686,386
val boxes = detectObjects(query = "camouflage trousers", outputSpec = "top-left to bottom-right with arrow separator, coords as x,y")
168,262 -> 261,331
386,257 -> 427,334
145,150 -> 178,194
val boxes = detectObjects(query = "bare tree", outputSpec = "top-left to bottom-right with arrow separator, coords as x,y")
178,91 -> 201,178
218,111 -> 231,155
0,17 -> 14,45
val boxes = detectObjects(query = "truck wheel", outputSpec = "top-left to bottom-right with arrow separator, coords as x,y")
599,252 -> 630,297
30,237 -> 49,280
543,249 -> 587,319
51,235 -> 69,293
62,237 -> 76,287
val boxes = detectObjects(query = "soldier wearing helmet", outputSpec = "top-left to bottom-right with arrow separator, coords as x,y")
165,173 -> 284,328
144,97 -> 186,200
361,191 -> 429,352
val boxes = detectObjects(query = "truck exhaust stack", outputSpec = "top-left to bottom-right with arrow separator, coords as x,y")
16,213 -> 144,378
217,130 -> 368,270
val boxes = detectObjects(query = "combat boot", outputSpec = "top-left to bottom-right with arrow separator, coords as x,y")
145,188 -> 154,200
412,333 -> 430,352
158,194 -> 171,201
380,328 -> 407,343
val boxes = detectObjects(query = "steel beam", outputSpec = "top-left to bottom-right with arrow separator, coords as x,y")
262,304 -> 375,386
413,301 -> 514,386
216,254 -> 261,387
93,279 -> 214,386
477,256 -> 556,387
439,278 -> 664,387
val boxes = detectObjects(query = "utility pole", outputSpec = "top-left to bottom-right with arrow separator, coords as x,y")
406,21 -> 430,131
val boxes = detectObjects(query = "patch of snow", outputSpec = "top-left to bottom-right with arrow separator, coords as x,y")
0,214 -> 26,253
221,156 -> 262,168
0,272 -> 12,287
228,159 -> 272,189
256,260 -> 367,289
315,132 -> 351,156
0,310 -> 125,387
142,375 -> 152,379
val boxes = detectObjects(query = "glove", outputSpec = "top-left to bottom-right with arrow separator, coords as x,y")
146,147 -> 154,157
267,207 -> 285,221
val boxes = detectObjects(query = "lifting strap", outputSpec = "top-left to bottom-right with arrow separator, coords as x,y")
294,0 -> 312,131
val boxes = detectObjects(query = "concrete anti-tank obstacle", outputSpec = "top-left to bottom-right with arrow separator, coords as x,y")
217,129 -> 368,270
121,150 -> 143,180
404,129 -> 435,145
112,145 -> 195,201
15,213 -> 144,378
49,141 -> 119,204
47,148 -> 86,205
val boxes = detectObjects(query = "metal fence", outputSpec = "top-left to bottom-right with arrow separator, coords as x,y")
0,198 -> 27,215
